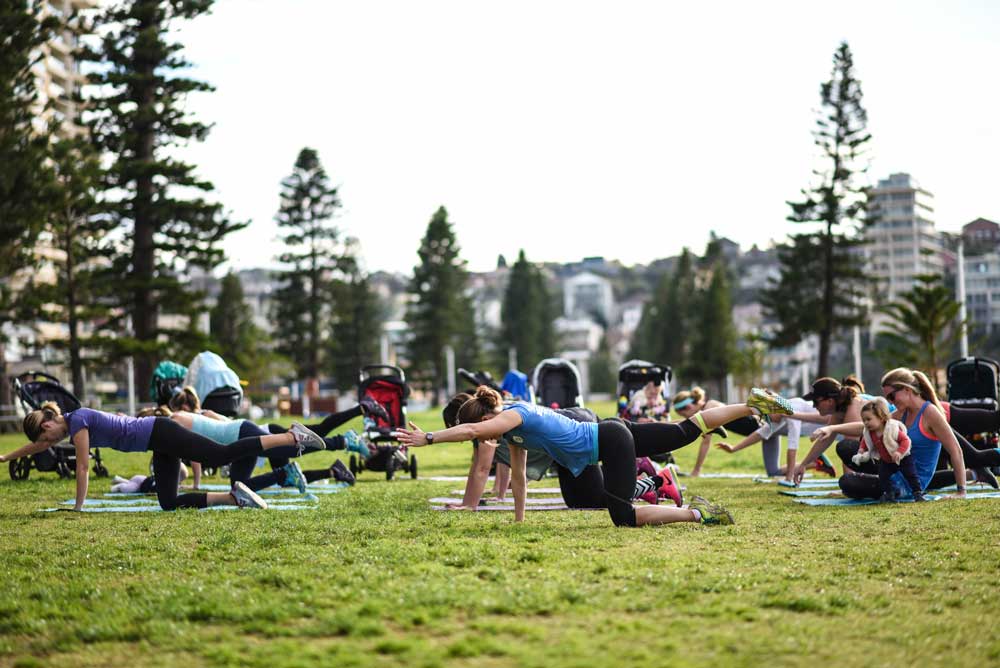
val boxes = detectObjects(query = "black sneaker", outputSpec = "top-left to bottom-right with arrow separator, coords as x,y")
360,398 -> 391,423
330,459 -> 355,485
912,491 -> 927,502
878,491 -> 897,503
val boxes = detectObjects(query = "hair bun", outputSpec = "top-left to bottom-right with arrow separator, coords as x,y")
475,385 -> 501,409
40,401 -> 62,416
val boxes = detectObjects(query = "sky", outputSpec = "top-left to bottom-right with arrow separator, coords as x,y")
170,0 -> 1000,275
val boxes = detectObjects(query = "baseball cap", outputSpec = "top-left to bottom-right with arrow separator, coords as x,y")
802,377 -> 841,402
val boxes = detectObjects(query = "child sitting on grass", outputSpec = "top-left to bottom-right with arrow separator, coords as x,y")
855,398 -> 926,503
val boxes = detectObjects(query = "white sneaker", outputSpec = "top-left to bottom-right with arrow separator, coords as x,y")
289,422 -> 326,454
112,475 -> 129,484
230,481 -> 268,509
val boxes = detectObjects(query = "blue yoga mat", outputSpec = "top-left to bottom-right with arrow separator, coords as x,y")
61,495 -> 318,507
196,482 -> 348,493
780,489 -> 844,497
40,503 -> 317,513
793,491 -> 1000,506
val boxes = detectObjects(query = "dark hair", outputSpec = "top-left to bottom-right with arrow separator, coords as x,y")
23,401 -> 62,442
442,392 -> 473,428
835,383 -> 860,413
457,386 -> 503,424
167,386 -> 200,412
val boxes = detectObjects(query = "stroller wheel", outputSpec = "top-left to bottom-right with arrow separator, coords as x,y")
9,458 -> 30,481
349,454 -> 358,474
93,463 -> 109,478
386,455 -> 396,481
58,460 -> 74,479
409,455 -> 418,479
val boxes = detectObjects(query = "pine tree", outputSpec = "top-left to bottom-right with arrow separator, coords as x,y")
0,1 -> 57,404
630,249 -> 695,369
273,147 -> 346,380
328,259 -> 384,392
406,206 -> 477,405
763,41 -> 871,376
498,250 -> 556,372
208,273 -> 262,378
696,262 -> 737,392
84,0 -> 247,392
588,332 -> 616,395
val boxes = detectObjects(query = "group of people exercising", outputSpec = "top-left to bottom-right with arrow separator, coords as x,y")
4,363 -> 998,528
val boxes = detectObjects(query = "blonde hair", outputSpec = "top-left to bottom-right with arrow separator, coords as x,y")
167,386 -> 200,413
137,405 -> 173,418
860,398 -> 892,425
880,367 -> 942,412
673,386 -> 705,408
23,401 -> 63,442
457,386 -> 503,424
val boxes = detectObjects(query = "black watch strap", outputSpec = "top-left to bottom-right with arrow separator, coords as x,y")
426,432 -> 434,444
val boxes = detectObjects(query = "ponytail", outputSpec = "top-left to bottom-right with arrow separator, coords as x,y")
841,374 -> 865,394
167,386 -> 200,413
911,370 -> 943,413
835,384 -> 859,413
23,402 -> 63,442
690,386 -> 706,404
457,386 -> 503,424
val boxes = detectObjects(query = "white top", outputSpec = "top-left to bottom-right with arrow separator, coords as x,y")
755,397 -> 820,448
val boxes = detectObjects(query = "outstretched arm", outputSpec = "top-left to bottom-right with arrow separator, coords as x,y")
0,440 -> 53,462
716,431 -> 763,454
397,410 -> 522,446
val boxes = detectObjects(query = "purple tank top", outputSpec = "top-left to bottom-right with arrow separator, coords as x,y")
67,408 -> 156,453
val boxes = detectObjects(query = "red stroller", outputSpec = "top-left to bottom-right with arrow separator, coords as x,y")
349,365 -> 416,480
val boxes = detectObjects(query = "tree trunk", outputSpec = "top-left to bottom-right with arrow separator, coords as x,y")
0,342 -> 10,408
130,1 -> 160,395
820,224 -> 835,379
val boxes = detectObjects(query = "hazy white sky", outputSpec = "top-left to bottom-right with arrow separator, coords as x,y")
172,0 -> 1000,274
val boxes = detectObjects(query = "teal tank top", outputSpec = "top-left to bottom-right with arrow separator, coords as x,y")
190,414 -> 244,444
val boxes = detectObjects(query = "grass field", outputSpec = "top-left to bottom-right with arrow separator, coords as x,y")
2,400 -> 999,667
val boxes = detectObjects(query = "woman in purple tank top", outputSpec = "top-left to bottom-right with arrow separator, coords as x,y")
1,403 -> 325,512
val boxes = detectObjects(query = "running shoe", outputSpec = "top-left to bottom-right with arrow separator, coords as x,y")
636,457 -> 657,477
746,388 -> 793,417
710,425 -> 728,439
342,429 -> 371,459
329,459 -> 355,485
282,461 -> 308,494
289,422 -> 326,454
688,495 -> 734,525
360,398 -> 391,424
657,467 -> 684,508
640,489 -> 659,505
811,453 -> 837,477
231,481 -> 268,509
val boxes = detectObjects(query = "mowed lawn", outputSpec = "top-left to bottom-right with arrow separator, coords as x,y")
1,400 -> 999,668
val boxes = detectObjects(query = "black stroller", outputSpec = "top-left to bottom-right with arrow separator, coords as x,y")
458,368 -> 502,394
8,371 -> 109,480
946,357 -> 1000,453
349,365 -> 416,480
531,358 -> 584,409
616,360 -> 673,420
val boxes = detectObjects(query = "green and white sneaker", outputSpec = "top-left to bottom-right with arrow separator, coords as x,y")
746,388 -> 793,418
688,495 -> 734,526
282,461 -> 308,494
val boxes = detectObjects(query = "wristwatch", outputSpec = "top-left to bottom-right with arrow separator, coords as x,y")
425,432 -> 434,445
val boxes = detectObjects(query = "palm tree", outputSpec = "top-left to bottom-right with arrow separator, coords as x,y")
877,273 -> 962,392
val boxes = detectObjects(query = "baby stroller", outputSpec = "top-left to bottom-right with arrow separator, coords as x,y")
458,368 -> 502,394
532,358 -> 584,409
150,360 -> 187,405
617,360 -> 676,471
947,357 -> 1000,453
616,360 -> 673,420
184,351 -> 242,417
350,365 -> 416,480
8,371 -> 109,480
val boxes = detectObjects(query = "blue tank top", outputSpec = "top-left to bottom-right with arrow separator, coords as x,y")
894,401 -> 941,494
190,414 -> 244,444
501,402 -> 598,476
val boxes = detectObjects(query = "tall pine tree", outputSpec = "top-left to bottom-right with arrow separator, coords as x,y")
630,249 -> 695,370
0,1 -> 57,404
694,261 -> 737,393
328,259 -> 384,392
763,41 -> 870,376
406,206 -> 477,405
84,0 -> 246,392
498,250 -> 556,372
273,147 -> 347,380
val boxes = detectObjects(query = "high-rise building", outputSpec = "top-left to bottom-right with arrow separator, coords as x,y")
865,173 -> 948,302
31,0 -> 96,137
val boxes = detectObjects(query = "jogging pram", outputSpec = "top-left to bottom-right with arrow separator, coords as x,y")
184,351 -> 242,417
8,371 -> 109,480
532,358 -> 584,409
947,357 -> 1000,411
350,365 -> 416,480
616,360 -> 672,420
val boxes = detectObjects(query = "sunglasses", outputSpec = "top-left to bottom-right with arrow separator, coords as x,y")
885,387 -> 903,404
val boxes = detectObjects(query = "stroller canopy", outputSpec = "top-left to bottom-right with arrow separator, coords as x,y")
150,360 -> 188,403
531,358 -> 583,409
183,351 -> 243,405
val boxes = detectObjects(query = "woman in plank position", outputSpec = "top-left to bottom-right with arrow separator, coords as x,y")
399,386 -> 793,526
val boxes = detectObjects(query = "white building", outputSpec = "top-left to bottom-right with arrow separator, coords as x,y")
866,173 -> 948,302
563,271 -> 614,323
963,252 -> 1000,334
32,1 -> 95,137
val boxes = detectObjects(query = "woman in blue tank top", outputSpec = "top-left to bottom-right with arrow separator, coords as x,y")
399,385 -> 794,527
806,368 -> 968,499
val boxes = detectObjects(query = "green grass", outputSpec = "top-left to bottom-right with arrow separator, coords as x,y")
1,401 -> 999,667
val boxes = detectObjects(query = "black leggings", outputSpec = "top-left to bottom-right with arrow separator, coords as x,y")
267,405 -> 361,438
596,417 -> 703,527
556,464 -> 606,508
724,416 -> 760,437
840,469 -> 955,499
148,418 -> 267,510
